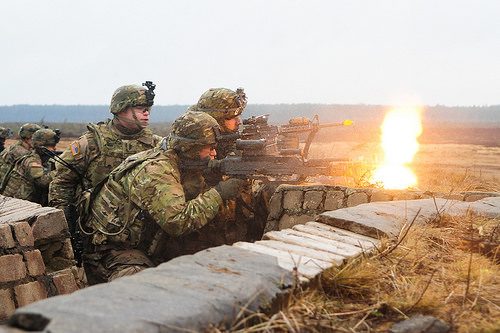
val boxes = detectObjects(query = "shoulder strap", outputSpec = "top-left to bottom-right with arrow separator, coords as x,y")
111,147 -> 164,181
86,123 -> 104,153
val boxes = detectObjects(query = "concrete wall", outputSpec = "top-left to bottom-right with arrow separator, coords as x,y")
265,185 -> 500,232
0,196 -> 82,321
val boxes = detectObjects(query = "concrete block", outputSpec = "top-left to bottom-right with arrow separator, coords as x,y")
264,229 -> 360,258
9,245 -> 293,333
278,214 -> 314,230
392,191 -> 418,201
324,190 -> 344,210
302,191 -> 324,211
32,210 -> 68,242
305,222 -> 381,245
0,224 -> 15,249
11,222 -> 34,247
370,191 -> 393,202
464,193 -> 490,202
0,288 -> 16,321
24,250 -> 46,277
346,192 -> 369,207
443,193 -> 464,201
52,269 -> 79,295
14,281 -> 48,307
0,254 -> 26,283
282,190 -> 304,212
233,242 -> 327,278
255,240 -> 345,265
293,224 -> 379,250
60,238 -> 75,260
267,191 -> 283,220
317,198 -> 500,239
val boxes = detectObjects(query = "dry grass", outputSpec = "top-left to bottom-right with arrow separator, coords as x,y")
204,140 -> 500,332
309,141 -> 500,193
213,214 -> 499,332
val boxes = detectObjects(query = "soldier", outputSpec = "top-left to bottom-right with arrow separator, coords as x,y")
82,111 -> 245,283
48,82 -> 161,222
190,87 -> 269,242
1,129 -> 58,204
189,87 -> 246,160
0,127 -> 13,153
0,123 -> 41,177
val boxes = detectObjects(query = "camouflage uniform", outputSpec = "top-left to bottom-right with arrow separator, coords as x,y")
48,84 -> 161,211
190,88 -> 268,242
0,124 -> 41,187
188,87 -> 246,159
0,127 -> 13,153
83,112 -> 230,283
1,129 -> 58,204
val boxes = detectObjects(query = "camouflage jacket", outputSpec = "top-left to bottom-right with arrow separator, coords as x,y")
1,152 -> 53,203
0,141 -> 31,178
86,147 -> 223,249
48,120 -> 161,208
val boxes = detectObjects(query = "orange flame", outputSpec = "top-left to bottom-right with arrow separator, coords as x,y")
371,107 -> 423,189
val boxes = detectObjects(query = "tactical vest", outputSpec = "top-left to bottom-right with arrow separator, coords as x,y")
83,122 -> 160,188
0,142 -> 30,184
87,148 -> 172,249
1,153 -> 40,201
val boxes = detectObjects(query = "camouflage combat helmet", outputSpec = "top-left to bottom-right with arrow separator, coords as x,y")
110,83 -> 155,115
189,88 -> 247,121
19,123 -> 42,140
32,129 -> 59,148
0,127 -> 13,139
167,111 -> 220,157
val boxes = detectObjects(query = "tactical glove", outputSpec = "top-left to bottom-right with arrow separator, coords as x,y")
214,178 -> 245,200
207,159 -> 222,172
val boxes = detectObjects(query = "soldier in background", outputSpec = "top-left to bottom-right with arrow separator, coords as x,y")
1,129 -> 58,204
0,123 -> 42,174
190,87 -> 269,243
82,111 -> 245,283
48,82 -> 161,226
0,127 -> 13,153
188,87 -> 246,161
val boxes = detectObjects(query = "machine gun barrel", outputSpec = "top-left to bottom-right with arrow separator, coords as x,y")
218,154 -> 335,180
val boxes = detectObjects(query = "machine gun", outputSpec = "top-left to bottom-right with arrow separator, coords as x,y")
224,114 -> 353,159
215,139 -> 345,182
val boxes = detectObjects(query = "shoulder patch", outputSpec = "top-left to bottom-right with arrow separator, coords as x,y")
70,141 -> 81,156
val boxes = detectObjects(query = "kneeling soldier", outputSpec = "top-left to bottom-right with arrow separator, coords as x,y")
82,111 -> 245,284
1,128 -> 58,204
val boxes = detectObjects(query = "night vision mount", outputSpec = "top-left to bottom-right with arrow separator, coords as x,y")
142,81 -> 156,107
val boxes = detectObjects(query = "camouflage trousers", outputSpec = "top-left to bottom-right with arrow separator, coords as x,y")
83,248 -> 154,285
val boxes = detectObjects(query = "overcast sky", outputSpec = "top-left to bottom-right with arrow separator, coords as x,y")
1,0 -> 499,106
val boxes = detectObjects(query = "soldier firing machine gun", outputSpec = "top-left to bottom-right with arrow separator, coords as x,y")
217,114 -> 353,181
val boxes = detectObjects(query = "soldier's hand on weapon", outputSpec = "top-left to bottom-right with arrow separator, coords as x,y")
214,178 -> 246,200
207,159 -> 222,172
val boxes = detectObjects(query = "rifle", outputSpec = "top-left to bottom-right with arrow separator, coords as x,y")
223,114 -> 353,159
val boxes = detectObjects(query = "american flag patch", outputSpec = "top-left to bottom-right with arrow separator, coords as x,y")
70,142 -> 80,156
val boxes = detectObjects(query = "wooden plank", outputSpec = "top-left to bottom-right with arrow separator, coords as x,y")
293,224 -> 377,250
233,242 -> 329,278
255,240 -> 345,265
305,221 -> 381,245
263,230 -> 362,258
